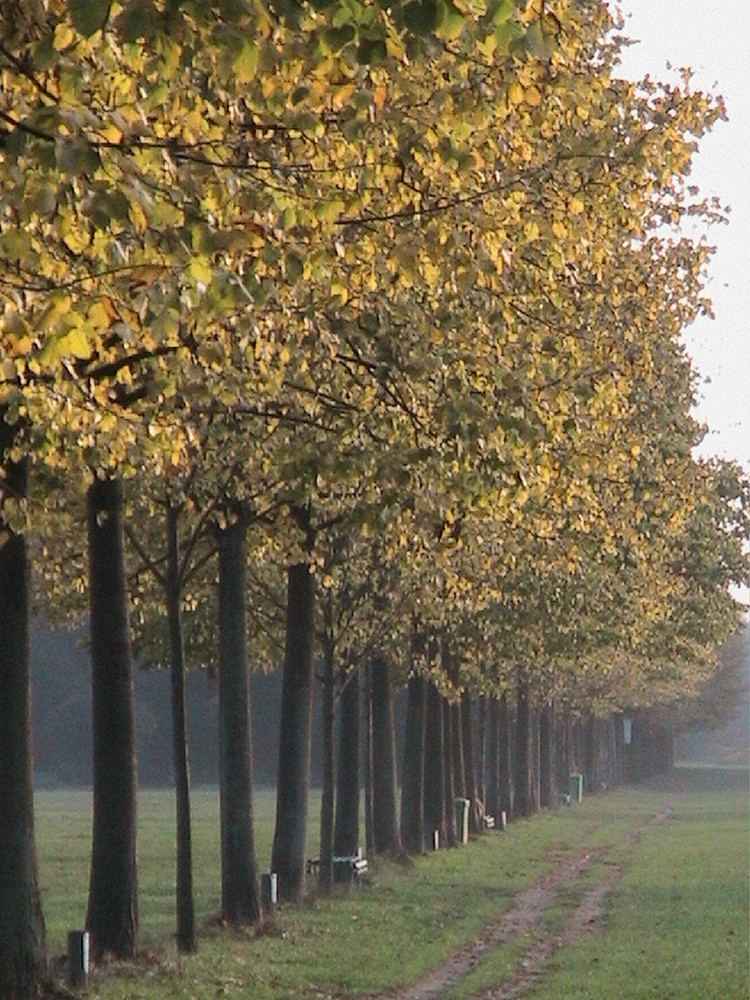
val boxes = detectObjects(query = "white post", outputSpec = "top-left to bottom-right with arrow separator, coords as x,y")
67,930 -> 89,988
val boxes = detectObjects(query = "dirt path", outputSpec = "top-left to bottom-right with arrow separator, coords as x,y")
368,808 -> 673,1000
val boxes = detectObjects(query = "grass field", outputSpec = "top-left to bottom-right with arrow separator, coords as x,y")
35,768 -> 749,999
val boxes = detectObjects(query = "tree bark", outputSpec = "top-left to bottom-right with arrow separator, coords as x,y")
0,416 -> 47,999
555,704 -> 571,793
539,701 -> 554,810
451,700 -> 466,800
476,695 -> 487,810
217,512 -> 261,925
86,476 -> 138,960
613,713 -> 625,785
166,503 -> 196,951
486,696 -> 499,821
333,668 -> 360,878
271,560 -> 316,901
460,691 -> 480,835
442,693 -> 458,847
318,620 -> 335,893
400,671 -> 426,855
363,663 -> 374,856
424,680 -> 445,848
371,654 -> 403,857
514,671 -> 532,818
582,714 -> 597,793
499,691 -> 513,821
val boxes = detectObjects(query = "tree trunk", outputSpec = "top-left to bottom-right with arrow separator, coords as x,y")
476,696 -> 487,810
613,714 -> 625,785
400,671 -> 426,856
442,694 -> 458,847
514,672 -> 532,818
424,681 -> 445,848
371,654 -> 403,857
460,691 -> 480,835
486,696 -> 499,821
0,417 -> 47,1000
499,691 -> 513,821
539,701 -> 554,810
318,622 -> 335,893
271,561 -> 316,901
555,705 -> 571,792
166,503 -> 196,951
531,707 -> 541,812
451,699 -> 466,799
217,512 -> 261,925
86,476 -> 138,960
334,668 -> 360,878
363,663 -> 374,856
582,714 -> 597,793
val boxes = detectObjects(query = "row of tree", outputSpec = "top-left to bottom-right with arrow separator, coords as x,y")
1,0 -> 748,996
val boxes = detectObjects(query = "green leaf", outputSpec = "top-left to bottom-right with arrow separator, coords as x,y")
436,0 -> 465,39
232,40 -> 259,84
114,0 -> 156,42
495,20 -> 523,52
491,0 -> 514,25
315,199 -> 346,223
523,19 -> 554,61
357,36 -> 386,64
404,0 -> 439,36
68,0 -> 111,37
323,24 -> 356,53
55,135 -> 100,175
284,250 -> 304,284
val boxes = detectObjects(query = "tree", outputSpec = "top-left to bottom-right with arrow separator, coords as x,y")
0,411 -> 47,1000
217,508 -> 262,925
271,550 -> 316,901
86,475 -> 138,960
370,653 -> 404,858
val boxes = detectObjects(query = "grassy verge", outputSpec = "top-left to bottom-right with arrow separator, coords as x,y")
528,770 -> 749,1000
35,769 -> 748,999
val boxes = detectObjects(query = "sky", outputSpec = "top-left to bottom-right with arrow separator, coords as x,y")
615,1 -> 750,475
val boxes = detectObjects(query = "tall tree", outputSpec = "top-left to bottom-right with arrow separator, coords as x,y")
424,680 -> 446,849
86,476 -> 138,960
217,509 -> 261,925
165,500 -> 197,950
370,654 -> 403,857
400,671 -> 426,855
272,554 -> 316,901
0,412 -> 47,1000
333,668 -> 361,877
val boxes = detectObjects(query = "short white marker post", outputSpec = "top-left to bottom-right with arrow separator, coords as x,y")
67,929 -> 89,988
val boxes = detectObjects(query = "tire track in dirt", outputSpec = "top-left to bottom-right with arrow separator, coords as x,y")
367,808 -> 673,1000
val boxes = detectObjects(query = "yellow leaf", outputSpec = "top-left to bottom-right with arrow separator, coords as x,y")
34,295 -> 71,334
569,195 -> 585,215
330,282 -> 349,304
508,81 -> 525,106
188,256 -> 212,286
524,85 -> 542,107
53,22 -> 77,51
372,85 -> 388,109
88,297 -> 118,332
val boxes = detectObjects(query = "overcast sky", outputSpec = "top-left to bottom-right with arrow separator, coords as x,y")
615,1 -> 749,474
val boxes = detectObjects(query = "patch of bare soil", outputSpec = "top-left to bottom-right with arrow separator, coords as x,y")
368,808 -> 673,1000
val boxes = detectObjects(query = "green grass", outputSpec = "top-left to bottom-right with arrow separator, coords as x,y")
529,772 -> 750,1000
34,770 -> 749,999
